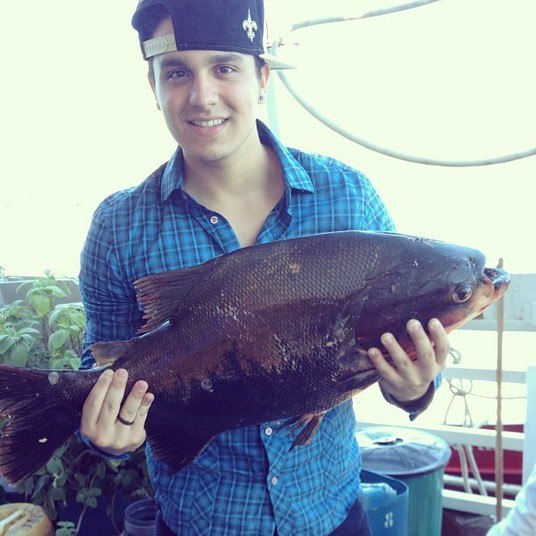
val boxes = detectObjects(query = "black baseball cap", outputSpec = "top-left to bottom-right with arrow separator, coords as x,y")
132,0 -> 293,69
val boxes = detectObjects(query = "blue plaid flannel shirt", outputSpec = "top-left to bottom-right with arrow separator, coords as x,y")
79,121 -> 428,535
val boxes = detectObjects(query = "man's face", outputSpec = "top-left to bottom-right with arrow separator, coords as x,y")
149,17 -> 270,166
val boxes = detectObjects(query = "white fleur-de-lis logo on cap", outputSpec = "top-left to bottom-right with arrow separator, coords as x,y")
242,9 -> 258,42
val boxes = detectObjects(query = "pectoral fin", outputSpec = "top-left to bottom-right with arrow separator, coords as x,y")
335,369 -> 381,394
279,412 -> 326,449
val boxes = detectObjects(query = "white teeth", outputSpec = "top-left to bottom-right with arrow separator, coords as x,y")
190,119 -> 226,127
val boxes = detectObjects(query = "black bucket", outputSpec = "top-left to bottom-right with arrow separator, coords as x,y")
124,499 -> 156,536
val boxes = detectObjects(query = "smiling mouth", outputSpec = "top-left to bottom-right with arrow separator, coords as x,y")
189,118 -> 227,128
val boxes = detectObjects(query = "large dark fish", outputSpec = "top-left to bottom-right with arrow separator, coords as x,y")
0,231 -> 509,483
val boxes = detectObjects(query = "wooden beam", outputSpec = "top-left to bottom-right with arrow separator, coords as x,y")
442,489 -> 515,516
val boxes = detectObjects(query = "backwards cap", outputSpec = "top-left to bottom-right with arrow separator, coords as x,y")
132,0 -> 293,69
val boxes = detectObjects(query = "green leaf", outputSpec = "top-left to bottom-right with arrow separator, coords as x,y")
69,357 -> 81,370
19,327 -> 40,335
56,522 -> 77,536
0,335 -> 16,354
50,358 -> 66,369
46,457 -> 62,475
50,288 -> 68,299
29,293 -> 52,316
49,485 -> 66,501
16,281 -> 32,294
9,343 -> 29,367
48,308 -> 62,327
49,329 -> 70,350
72,311 -> 86,328
21,334 -> 38,346
89,486 -> 102,497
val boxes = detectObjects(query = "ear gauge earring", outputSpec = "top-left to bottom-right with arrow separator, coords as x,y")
156,102 -> 161,110
259,93 -> 265,103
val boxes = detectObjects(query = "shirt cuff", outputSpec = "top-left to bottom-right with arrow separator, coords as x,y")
380,378 -> 438,421
76,430 -> 131,461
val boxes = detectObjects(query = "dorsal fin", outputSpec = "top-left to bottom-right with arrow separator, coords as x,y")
134,259 -> 221,333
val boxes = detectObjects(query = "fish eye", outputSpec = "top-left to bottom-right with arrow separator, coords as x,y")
453,284 -> 473,304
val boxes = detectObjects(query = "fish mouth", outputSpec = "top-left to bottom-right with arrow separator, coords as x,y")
484,266 -> 510,298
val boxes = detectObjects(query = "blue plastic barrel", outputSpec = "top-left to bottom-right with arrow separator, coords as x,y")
359,470 -> 409,535
356,427 -> 451,536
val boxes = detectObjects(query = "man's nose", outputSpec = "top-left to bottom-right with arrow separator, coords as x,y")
189,74 -> 218,108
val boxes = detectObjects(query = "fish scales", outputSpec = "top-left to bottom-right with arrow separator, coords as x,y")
0,231 -> 509,483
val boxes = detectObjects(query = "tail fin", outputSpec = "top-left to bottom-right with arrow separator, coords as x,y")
0,364 -> 84,484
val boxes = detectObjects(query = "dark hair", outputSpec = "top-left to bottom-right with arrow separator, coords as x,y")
137,5 -> 169,42
138,6 -> 266,79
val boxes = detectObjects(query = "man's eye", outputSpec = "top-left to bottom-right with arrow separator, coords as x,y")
217,66 -> 235,74
169,70 -> 187,79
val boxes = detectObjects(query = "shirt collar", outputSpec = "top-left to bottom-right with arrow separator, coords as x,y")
160,120 -> 315,203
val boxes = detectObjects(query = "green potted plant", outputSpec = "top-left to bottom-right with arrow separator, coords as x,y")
0,272 -> 153,535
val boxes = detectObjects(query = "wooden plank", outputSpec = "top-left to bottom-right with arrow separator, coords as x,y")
356,421 -> 524,451
443,367 -> 526,384
442,489 -> 515,516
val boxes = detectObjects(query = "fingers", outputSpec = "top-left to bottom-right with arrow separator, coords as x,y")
117,378 -> 153,430
81,368 -> 154,455
428,318 -> 450,368
99,368 -> 131,428
82,368 -> 115,428
367,340 -> 400,385
367,318 -> 449,402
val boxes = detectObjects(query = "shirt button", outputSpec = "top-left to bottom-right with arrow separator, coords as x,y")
265,427 -> 273,436
210,215 -> 219,224
271,476 -> 279,486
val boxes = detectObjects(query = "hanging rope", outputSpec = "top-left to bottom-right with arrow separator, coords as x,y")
495,258 -> 505,522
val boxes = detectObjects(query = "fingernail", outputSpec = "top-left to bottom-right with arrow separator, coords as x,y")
135,381 -> 149,393
430,318 -> 441,329
101,369 -> 113,380
381,333 -> 393,345
115,369 -> 128,381
408,319 -> 420,332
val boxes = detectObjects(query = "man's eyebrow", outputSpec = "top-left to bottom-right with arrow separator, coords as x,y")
158,53 -> 245,70
159,57 -> 189,69
208,53 -> 245,65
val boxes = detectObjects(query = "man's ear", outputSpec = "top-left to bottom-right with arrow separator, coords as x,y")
148,70 -> 160,110
260,63 -> 271,95
148,69 -> 156,95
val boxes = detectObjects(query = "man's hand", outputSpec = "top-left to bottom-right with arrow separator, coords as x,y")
80,368 -> 154,456
368,318 -> 449,403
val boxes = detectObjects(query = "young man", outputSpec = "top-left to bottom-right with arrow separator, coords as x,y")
78,1 -> 448,534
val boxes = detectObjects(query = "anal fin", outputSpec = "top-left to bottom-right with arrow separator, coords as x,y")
147,427 -> 213,474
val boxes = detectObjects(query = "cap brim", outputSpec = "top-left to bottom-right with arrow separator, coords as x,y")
260,53 -> 295,70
